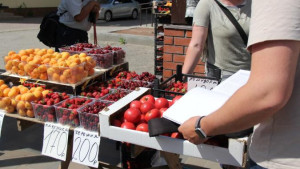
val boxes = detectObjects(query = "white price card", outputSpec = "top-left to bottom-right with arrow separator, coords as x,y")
42,122 -> 70,161
0,110 -> 5,138
187,77 -> 219,91
72,128 -> 100,168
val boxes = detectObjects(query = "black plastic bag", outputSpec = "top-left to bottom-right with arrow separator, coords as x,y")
37,11 -> 60,47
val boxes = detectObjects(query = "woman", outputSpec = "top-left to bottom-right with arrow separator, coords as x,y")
182,0 -> 251,81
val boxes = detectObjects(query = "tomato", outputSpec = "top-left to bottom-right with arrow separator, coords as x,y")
171,132 -> 183,139
124,108 -> 141,124
145,108 -> 160,122
136,123 -> 148,132
159,108 -> 168,117
171,95 -> 182,105
168,101 -> 173,107
140,102 -> 155,114
112,119 -> 122,127
130,100 -> 142,109
121,122 -> 136,130
140,94 -> 155,104
140,114 -> 146,123
155,98 -> 169,109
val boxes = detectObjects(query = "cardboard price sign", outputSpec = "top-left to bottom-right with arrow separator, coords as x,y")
0,110 -> 5,138
72,128 -> 100,168
42,122 -> 70,161
187,77 -> 219,91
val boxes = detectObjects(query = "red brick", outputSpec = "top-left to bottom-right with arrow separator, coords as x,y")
163,61 -> 177,70
164,29 -> 185,37
163,69 -> 172,79
164,36 -> 173,45
163,53 -> 172,62
173,54 -> 185,63
194,72 -> 206,76
197,59 -> 205,65
194,65 -> 205,73
186,30 -> 193,38
164,45 -> 184,54
174,37 -> 191,46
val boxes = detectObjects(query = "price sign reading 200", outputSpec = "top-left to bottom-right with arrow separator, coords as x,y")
72,128 -> 100,168
42,122 -> 70,161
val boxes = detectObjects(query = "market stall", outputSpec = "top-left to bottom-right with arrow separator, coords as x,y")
0,43 -> 247,169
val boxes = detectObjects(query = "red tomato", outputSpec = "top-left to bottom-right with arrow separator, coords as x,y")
145,109 -> 160,122
124,108 -> 141,124
130,100 -> 142,109
171,95 -> 182,105
112,119 -> 122,127
121,122 -> 136,130
140,114 -> 146,123
140,94 -> 155,104
159,108 -> 168,117
136,123 -> 148,132
171,132 -> 183,139
140,102 -> 155,114
155,98 -> 169,109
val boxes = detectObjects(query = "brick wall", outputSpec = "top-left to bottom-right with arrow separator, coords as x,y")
163,25 -> 205,79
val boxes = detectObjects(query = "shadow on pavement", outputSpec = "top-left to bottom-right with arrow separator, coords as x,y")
0,155 -> 57,167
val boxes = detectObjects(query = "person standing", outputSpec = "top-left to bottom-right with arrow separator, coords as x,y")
55,0 -> 100,51
182,0 -> 251,81
178,0 -> 300,168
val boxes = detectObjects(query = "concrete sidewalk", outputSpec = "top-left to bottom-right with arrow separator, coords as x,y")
0,17 -> 221,169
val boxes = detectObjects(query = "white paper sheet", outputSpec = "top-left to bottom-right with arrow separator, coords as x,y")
163,70 -> 250,124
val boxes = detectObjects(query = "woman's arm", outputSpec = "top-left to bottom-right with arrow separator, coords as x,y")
179,40 -> 300,144
74,1 -> 100,22
182,25 -> 208,74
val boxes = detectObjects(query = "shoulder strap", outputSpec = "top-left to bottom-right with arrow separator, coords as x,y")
214,0 -> 248,46
58,10 -> 67,17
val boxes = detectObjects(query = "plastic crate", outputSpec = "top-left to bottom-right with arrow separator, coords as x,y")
78,100 -> 113,131
54,97 -> 93,127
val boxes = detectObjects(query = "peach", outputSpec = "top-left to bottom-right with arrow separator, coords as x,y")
26,109 -> 34,118
18,108 -> 26,116
25,101 -> 33,110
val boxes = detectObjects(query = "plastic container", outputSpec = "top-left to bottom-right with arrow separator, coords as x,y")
78,100 -> 113,131
54,97 -> 93,127
117,79 -> 154,90
47,63 -> 87,84
100,89 -> 132,102
90,52 -> 113,69
112,49 -> 126,65
26,63 -> 48,80
31,93 -> 72,122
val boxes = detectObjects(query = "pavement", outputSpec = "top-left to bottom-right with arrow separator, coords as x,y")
0,16 -> 221,169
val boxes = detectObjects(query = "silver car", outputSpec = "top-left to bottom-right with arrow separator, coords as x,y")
98,0 -> 140,21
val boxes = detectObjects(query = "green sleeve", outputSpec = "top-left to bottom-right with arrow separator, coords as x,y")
193,0 -> 211,27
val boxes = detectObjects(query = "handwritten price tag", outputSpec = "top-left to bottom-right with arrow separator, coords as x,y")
0,110 -> 5,138
187,77 -> 219,91
42,122 -> 70,161
72,128 -> 100,168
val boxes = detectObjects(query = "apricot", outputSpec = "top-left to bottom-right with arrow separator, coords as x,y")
18,70 -> 26,76
63,69 -> 71,77
0,84 -> 9,90
35,87 -> 44,92
88,68 -> 95,76
18,62 -> 25,70
1,97 -> 11,107
26,56 -> 34,62
25,48 -> 34,54
33,91 -> 43,100
8,88 -> 19,98
24,93 -> 35,102
59,75 -> 68,83
40,73 -> 48,80
15,94 -> 22,101
19,49 -> 28,56
0,80 -> 4,86
5,60 -> 13,70
11,66 -> 18,74
10,99 -> 17,107
17,100 -> 25,110
38,65 -> 47,73
25,101 -> 33,110
52,73 -> 60,82
11,54 -> 21,61
3,88 -> 10,97
47,48 -> 55,54
5,105 -> 15,113
0,90 -> 3,97
4,56 -> 10,63
42,90 -> 50,97
8,51 -> 16,56
18,108 -> 26,116
61,52 -> 70,59
20,87 -> 29,94
43,58 -> 51,64
26,109 -> 35,118
79,53 -> 87,58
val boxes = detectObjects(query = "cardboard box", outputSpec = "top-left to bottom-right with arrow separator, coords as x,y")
99,87 -> 246,167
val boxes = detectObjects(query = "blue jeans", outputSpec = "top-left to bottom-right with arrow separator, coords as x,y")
248,158 -> 267,169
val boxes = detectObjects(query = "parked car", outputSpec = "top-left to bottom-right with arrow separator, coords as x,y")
98,0 -> 140,21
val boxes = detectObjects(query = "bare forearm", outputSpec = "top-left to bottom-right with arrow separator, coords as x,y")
182,45 -> 202,74
74,1 -> 99,22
